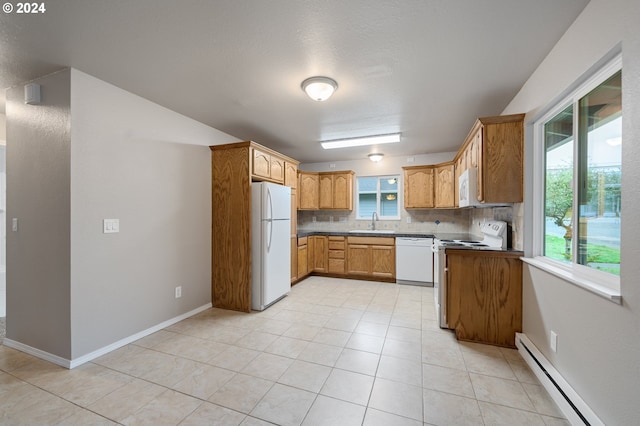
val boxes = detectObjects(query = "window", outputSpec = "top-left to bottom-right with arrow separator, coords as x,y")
535,56 -> 621,288
356,175 -> 400,220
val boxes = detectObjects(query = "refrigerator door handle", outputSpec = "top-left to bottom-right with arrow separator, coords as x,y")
266,186 -> 273,251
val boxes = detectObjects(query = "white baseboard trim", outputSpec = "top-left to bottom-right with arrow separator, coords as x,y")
3,303 -> 212,370
516,333 -> 604,426
3,338 -> 72,369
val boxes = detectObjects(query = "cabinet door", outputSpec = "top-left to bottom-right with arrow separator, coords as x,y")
270,156 -> 285,183
299,172 -> 319,210
434,163 -> 455,208
447,252 -> 522,347
332,173 -> 353,210
297,244 -> 308,278
285,162 -> 298,188
404,167 -> 434,209
473,128 -> 484,201
347,244 -> 370,275
312,236 -> 328,272
371,245 -> 395,279
291,237 -> 298,283
319,175 -> 333,209
252,148 -> 271,179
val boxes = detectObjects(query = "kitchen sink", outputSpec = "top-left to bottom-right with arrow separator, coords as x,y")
348,230 -> 395,234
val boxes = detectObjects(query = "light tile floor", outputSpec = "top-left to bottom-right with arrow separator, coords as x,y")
0,276 -> 568,425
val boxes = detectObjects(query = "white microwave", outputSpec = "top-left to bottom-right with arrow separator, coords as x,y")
458,167 -> 480,207
459,167 -> 510,208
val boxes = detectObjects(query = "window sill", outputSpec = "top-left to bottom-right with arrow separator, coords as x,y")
520,257 -> 622,305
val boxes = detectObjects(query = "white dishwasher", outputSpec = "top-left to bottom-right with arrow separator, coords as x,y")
395,237 -> 434,286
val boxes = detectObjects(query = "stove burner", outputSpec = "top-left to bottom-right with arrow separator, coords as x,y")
470,243 -> 489,247
458,240 -> 481,244
441,242 -> 465,247
439,239 -> 455,242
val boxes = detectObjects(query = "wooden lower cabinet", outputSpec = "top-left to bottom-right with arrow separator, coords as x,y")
297,237 -> 308,279
346,236 -> 395,281
328,236 -> 346,274
291,236 -> 298,283
346,244 -> 369,275
310,236 -> 328,273
446,249 -> 523,348
371,245 -> 395,278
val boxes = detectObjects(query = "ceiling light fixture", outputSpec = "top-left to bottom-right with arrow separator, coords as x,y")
321,133 -> 401,150
301,76 -> 338,101
368,153 -> 384,162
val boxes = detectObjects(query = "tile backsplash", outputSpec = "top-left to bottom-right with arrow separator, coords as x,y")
298,209 -> 472,235
298,205 -> 521,249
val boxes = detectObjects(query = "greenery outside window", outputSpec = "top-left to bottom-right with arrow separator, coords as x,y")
535,56 -> 621,290
356,176 -> 400,220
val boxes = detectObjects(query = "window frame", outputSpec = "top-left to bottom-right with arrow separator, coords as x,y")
355,174 -> 401,221
531,54 -> 622,296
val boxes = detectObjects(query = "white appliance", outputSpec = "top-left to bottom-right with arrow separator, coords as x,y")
251,182 -> 291,311
396,237 -> 433,286
433,220 -> 508,328
458,167 -> 480,207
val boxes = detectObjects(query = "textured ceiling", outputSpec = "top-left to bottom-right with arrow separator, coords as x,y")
0,0 -> 589,162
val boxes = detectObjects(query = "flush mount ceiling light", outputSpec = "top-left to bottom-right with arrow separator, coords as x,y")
368,153 -> 384,162
321,133 -> 401,149
301,76 -> 338,101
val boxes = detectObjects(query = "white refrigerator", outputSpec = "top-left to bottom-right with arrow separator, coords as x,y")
251,182 -> 291,311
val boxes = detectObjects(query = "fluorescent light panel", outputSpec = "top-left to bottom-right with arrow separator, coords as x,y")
321,133 -> 401,149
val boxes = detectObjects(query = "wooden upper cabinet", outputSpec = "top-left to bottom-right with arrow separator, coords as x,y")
298,172 -> 320,210
249,144 -> 297,185
270,156 -> 285,183
403,166 -> 434,209
454,114 -> 525,204
434,162 -> 455,208
319,174 -> 333,209
299,170 -> 354,211
332,173 -> 353,210
285,162 -> 298,188
252,148 -> 271,180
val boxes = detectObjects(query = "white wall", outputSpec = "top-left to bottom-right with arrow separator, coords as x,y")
502,0 -> 640,423
6,69 -> 72,358
69,69 -> 238,359
6,68 -> 239,362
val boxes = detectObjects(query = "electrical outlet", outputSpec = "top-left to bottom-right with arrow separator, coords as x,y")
550,330 -> 558,352
175,286 -> 182,298
312,216 -> 317,223
406,216 -> 411,224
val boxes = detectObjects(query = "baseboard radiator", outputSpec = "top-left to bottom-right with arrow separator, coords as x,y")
516,333 -> 604,426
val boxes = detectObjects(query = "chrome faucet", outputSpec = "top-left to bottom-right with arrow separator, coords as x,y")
371,212 -> 378,230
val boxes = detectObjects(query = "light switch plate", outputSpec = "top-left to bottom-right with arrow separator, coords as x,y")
103,219 -> 120,234
550,330 -> 558,352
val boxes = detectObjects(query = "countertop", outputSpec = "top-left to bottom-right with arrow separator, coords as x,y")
297,230 -> 435,239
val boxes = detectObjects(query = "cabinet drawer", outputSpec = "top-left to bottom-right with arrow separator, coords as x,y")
328,250 -> 345,259
328,240 -> 345,250
298,237 -> 308,246
328,258 -> 345,274
347,236 -> 395,246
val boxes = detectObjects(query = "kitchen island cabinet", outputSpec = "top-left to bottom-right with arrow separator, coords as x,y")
446,249 -> 522,348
